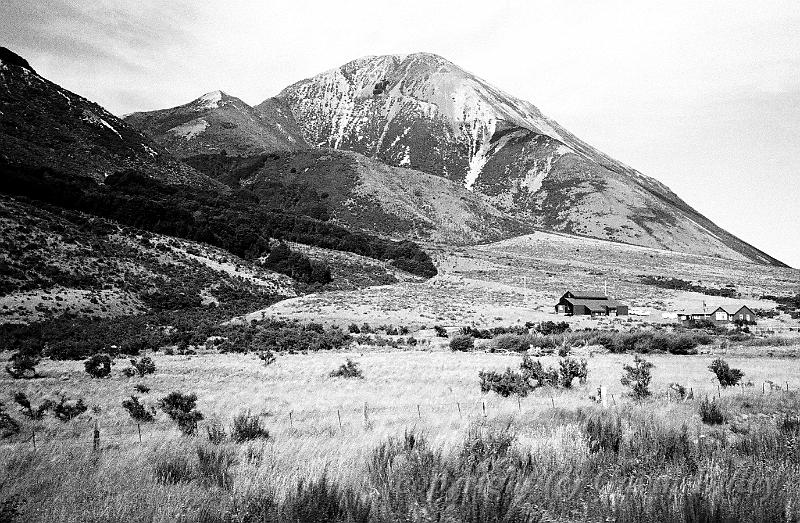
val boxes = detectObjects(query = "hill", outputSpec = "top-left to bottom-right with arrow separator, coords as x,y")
273,52 -> 785,266
124,91 -> 307,158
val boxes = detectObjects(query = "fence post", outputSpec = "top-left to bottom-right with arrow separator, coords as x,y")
601,385 -> 609,408
551,397 -> 555,409
762,382 -> 765,395
93,422 -> 100,451
337,409 -> 342,431
137,423 -> 142,444
717,385 -> 721,398
31,429 -> 36,450
787,382 -> 789,392
457,402 -> 462,418
289,411 -> 293,428
482,401 -> 486,417
517,396 -> 521,412
417,404 -> 421,419
363,402 -> 369,426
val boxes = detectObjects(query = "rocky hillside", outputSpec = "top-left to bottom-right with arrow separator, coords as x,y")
273,53 -> 784,266
186,149 -> 529,244
124,91 -> 307,158
0,47 -> 216,189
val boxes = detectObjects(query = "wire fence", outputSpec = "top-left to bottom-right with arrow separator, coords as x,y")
2,382 -> 796,452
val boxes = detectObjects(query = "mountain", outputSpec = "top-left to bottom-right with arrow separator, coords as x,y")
185,149 -> 529,244
124,91 -> 307,158
0,47 -> 216,189
273,52 -> 785,266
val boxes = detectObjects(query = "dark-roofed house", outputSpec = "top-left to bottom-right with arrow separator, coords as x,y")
555,291 -> 628,317
677,305 -> 756,324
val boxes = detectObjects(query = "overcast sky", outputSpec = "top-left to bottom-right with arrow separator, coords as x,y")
3,0 -> 799,268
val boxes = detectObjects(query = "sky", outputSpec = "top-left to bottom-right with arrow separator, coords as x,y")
2,0 -> 799,267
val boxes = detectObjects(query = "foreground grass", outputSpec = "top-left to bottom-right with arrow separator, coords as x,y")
2,349 -> 800,521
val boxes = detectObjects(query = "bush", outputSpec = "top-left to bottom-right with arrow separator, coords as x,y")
84,353 -> 112,378
449,334 -> 474,352
52,395 -> 87,421
434,325 -> 448,338
329,359 -> 363,379
559,358 -> 588,388
5,345 -> 41,379
258,350 -> 276,366
159,391 -> 203,435
129,356 -> 156,377
520,355 -> 558,387
282,474 -> 371,523
122,395 -> 155,422
708,358 -> 744,387
621,355 -> 654,399
493,334 -> 530,352
134,383 -> 150,394
206,421 -> 228,444
584,409 -> 623,453
230,410 -> 270,442
479,368 -> 531,397
348,324 -> 361,334
196,444 -> 237,489
13,392 -> 51,420
0,402 -> 20,439
699,397 -> 725,425
153,450 -> 194,484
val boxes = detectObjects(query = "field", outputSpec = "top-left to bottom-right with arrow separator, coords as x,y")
3,344 -> 800,521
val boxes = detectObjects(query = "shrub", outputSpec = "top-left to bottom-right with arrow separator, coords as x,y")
5,345 -> 41,379
537,321 -> 570,336
206,421 -> 228,444
196,444 -> 237,489
493,334 -> 529,352
52,395 -> 87,421
449,334 -> 474,352
433,325 -> 448,338
230,410 -> 270,442
584,409 -> 623,453
153,450 -> 194,484
122,367 -> 136,378
13,392 -> 51,420
559,357 -> 588,388
348,323 -> 361,334
0,402 -> 20,439
621,356 -> 654,399
520,354 -> 558,387
708,358 -> 744,387
360,323 -> 372,334
129,356 -> 156,377
134,383 -> 150,394
407,336 -> 418,346
329,359 -> 363,379
83,353 -> 112,378
478,368 -> 531,397
258,350 -> 276,366
122,395 -> 155,422
699,397 -> 725,425
282,474 -> 371,523
159,391 -> 203,435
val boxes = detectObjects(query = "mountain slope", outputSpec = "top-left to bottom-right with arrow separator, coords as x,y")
0,47 -> 217,189
125,91 -> 308,158
272,52 -> 784,266
185,149 -> 529,244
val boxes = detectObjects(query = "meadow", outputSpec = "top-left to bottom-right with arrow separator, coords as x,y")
2,345 -> 800,521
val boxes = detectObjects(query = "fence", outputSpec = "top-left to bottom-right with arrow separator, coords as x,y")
3,382 -> 796,452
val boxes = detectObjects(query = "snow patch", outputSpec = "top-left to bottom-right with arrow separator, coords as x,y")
399,146 -> 411,166
196,90 -> 224,110
168,118 -> 209,140
82,110 -> 123,139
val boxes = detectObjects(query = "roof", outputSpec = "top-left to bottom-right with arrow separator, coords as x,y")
679,304 -> 750,316
565,297 -> 625,311
564,290 -> 609,300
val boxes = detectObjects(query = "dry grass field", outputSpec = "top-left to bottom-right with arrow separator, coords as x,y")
3,344 -> 800,521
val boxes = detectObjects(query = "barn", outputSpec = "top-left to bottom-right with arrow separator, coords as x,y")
555,291 -> 629,316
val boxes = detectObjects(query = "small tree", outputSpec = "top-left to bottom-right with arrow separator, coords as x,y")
159,392 -> 203,435
5,345 -> 41,379
52,396 -> 88,421
122,395 -> 155,422
258,350 -> 276,366
434,325 -> 448,338
621,355 -> 654,399
708,358 -> 744,387
559,358 -> 588,388
0,402 -> 20,439
84,354 -> 112,378
329,359 -> 363,379
699,397 -> 725,425
449,335 -> 474,352
13,392 -> 51,420
130,357 -> 156,377
230,410 -> 270,442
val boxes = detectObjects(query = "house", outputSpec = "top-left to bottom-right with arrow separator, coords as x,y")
555,291 -> 628,316
677,304 -> 756,324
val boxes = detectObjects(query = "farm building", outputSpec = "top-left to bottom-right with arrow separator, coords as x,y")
677,304 -> 756,324
555,291 -> 628,316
